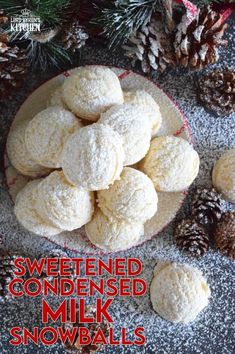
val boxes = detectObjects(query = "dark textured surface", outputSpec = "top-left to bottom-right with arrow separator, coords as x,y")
0,16 -> 234,354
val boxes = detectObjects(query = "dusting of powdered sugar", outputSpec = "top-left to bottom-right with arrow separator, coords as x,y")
0,18 -> 234,354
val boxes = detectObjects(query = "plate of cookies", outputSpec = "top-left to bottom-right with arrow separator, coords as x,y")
5,65 -> 199,254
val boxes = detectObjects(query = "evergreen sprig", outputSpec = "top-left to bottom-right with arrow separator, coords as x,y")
94,0 -> 233,48
94,0 -> 161,47
0,0 -> 24,15
31,0 -> 70,26
0,0 -> 70,26
0,0 -> 73,70
26,40 -> 71,69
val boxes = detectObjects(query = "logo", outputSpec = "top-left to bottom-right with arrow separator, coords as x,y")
10,8 -> 41,33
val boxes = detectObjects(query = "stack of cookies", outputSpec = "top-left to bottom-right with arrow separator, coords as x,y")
7,66 -> 200,251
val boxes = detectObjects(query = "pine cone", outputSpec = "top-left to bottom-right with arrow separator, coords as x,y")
29,27 -> 59,44
123,17 -> 175,74
0,33 -> 9,53
39,249 -> 75,282
0,34 -> 29,100
198,69 -> 235,116
60,20 -> 88,53
214,212 -> 235,259
63,304 -> 111,354
174,219 -> 210,257
0,10 -> 8,24
0,252 -> 25,302
191,188 -> 222,225
174,6 -> 228,70
39,250 -> 75,294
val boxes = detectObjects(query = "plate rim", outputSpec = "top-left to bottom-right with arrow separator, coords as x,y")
3,64 -> 192,254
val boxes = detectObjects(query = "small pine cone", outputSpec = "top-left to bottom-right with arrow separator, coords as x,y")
0,32 -> 9,54
29,27 -> 59,44
0,252 -> 25,302
0,9 -> 8,24
0,34 -> 29,100
174,6 -> 228,70
60,20 -> 89,53
63,304 -> 111,354
214,212 -> 235,259
39,249 -> 75,281
198,69 -> 235,116
174,219 -> 209,257
39,250 -> 75,294
191,188 -> 222,225
123,17 -> 175,74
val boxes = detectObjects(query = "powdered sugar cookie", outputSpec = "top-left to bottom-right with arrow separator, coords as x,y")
14,180 -> 62,236
98,167 -> 158,223
62,124 -> 124,191
99,103 -> 151,166
6,121 -> 50,177
140,136 -> 200,192
6,65 -> 193,254
150,261 -> 211,323
62,66 -> 124,121
85,208 -> 144,251
212,149 -> 235,203
25,106 -> 82,168
35,171 -> 95,231
124,90 -> 162,136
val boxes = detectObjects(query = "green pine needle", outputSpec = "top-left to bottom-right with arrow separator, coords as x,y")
26,40 -> 71,70
0,0 -> 25,15
0,0 -> 71,26
94,0 -> 233,48
94,0 -> 161,48
0,0 -> 72,70
30,0 -> 71,26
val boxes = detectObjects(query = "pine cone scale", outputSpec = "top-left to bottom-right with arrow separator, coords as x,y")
198,69 -> 235,116
0,252 -> 26,301
192,188 -> 223,225
60,20 -> 88,53
64,305 -> 111,354
214,212 -> 235,259
174,219 -> 210,257
0,10 -> 8,24
0,32 -> 29,100
174,6 -> 227,70
123,16 -> 175,74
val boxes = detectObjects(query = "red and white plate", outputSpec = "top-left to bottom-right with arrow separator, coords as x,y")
5,66 -> 192,254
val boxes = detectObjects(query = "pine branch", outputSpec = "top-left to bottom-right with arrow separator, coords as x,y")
0,0 -> 71,26
30,0 -> 71,26
93,0 -> 161,47
26,39 -> 71,70
0,1 -> 78,71
0,0 -> 25,15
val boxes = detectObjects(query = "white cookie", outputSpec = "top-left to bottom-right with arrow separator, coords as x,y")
62,124 -> 124,191
124,90 -> 162,136
85,208 -> 144,251
25,106 -> 82,168
150,261 -> 211,323
212,149 -> 235,203
35,171 -> 94,231
98,167 -> 158,223
62,67 -> 124,121
6,121 -> 50,177
14,180 -> 62,236
140,136 -> 200,192
99,103 -> 151,166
